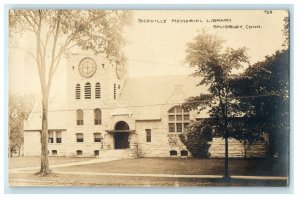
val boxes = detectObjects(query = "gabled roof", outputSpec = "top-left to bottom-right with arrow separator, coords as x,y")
120,75 -> 207,106
119,75 -> 208,120
24,95 -> 68,131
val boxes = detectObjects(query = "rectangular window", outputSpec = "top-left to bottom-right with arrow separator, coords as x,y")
176,123 -> 183,133
48,131 -> 54,143
94,133 -> 102,142
169,123 -> 175,133
76,133 -> 84,142
168,115 -> 175,121
184,114 -> 190,121
94,150 -> 99,156
176,115 -> 182,121
56,131 -> 62,143
76,110 -> 84,125
146,129 -> 151,142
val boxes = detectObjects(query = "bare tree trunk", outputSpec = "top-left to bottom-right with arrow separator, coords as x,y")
40,98 -> 50,175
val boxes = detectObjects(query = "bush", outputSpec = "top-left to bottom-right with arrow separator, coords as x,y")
179,121 -> 212,158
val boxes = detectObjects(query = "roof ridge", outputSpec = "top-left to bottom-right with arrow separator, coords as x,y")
127,74 -> 192,80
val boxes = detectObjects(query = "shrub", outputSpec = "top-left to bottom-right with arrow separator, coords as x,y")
179,121 -> 212,158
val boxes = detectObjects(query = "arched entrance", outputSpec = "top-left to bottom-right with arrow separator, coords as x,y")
114,121 -> 130,149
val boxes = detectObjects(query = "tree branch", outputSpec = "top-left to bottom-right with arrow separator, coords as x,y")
9,47 -> 38,64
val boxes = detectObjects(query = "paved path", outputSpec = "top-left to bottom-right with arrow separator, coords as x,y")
10,158 -> 120,173
51,171 -> 288,180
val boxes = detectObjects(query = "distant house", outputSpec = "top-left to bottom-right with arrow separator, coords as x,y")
23,52 -> 269,158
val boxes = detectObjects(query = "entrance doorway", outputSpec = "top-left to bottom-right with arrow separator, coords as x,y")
114,121 -> 130,149
114,132 -> 129,149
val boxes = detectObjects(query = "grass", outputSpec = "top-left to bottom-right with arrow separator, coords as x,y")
8,156 -> 288,186
53,157 -> 288,177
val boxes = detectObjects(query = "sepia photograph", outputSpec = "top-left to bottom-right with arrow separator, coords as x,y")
8,9 -> 290,187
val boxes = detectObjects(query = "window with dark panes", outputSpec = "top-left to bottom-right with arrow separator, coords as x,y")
75,84 -> 81,99
56,131 -> 62,143
168,106 -> 190,133
146,129 -> 151,142
48,131 -> 54,143
168,123 -> 175,133
180,150 -> 188,156
76,133 -> 84,142
94,150 -> 99,156
76,109 -> 84,125
95,82 -> 101,99
94,133 -> 102,142
85,82 -> 91,99
94,108 -> 101,125
170,150 -> 177,156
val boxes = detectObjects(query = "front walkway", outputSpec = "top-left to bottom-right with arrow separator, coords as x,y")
10,157 -> 120,173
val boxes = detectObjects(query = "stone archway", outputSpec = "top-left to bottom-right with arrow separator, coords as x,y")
115,121 -> 129,131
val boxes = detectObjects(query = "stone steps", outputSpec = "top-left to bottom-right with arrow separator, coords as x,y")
98,149 -> 136,159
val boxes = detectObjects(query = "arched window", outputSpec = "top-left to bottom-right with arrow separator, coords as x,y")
76,109 -> 83,125
170,150 -> 177,156
85,82 -> 91,99
94,108 -> 101,125
180,150 -> 188,157
76,150 -> 83,155
75,84 -> 81,99
168,106 -> 190,133
95,82 -> 101,99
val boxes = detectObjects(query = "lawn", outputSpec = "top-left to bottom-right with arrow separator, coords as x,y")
53,157 -> 288,176
9,157 -> 288,186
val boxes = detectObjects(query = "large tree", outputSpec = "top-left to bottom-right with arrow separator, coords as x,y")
9,10 -> 131,175
230,15 -> 289,159
183,31 -> 249,178
230,50 -> 289,159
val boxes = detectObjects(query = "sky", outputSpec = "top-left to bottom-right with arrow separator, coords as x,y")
9,10 -> 288,97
